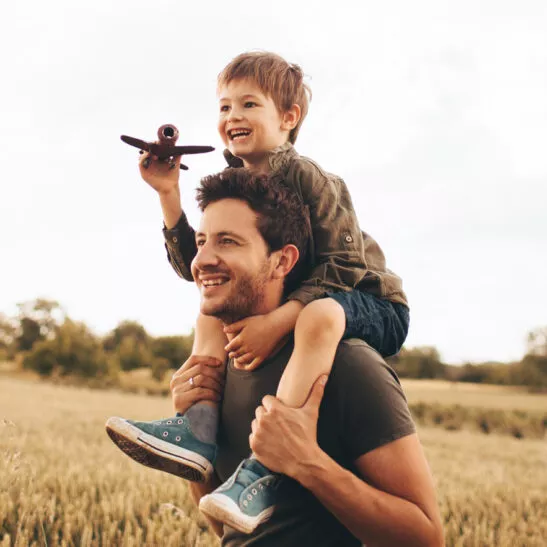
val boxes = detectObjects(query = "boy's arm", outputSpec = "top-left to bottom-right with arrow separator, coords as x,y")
136,150 -> 197,282
162,208 -> 197,282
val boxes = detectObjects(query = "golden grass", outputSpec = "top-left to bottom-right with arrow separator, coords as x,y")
402,378 -> 547,412
1,377 -> 546,546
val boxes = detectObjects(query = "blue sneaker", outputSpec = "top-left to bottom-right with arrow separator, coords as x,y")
105,415 -> 216,482
199,458 -> 281,534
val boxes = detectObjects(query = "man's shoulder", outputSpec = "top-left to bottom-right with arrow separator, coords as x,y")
335,338 -> 383,361
333,338 -> 403,388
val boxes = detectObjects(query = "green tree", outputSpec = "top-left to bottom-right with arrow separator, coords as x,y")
24,318 -> 114,378
151,334 -> 193,370
394,346 -> 445,379
15,298 -> 64,351
115,337 -> 154,371
103,320 -> 149,352
0,313 -> 17,359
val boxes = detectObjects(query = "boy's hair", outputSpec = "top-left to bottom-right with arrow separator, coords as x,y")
218,51 -> 312,144
197,168 -> 310,294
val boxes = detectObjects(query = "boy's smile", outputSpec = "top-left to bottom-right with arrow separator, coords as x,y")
218,79 -> 299,172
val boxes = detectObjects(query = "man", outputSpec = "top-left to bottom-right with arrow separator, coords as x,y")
169,169 -> 444,546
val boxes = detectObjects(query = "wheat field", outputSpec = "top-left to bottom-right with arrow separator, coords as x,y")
1,377 -> 546,546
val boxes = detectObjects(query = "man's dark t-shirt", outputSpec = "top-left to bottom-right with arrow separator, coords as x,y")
216,338 -> 416,547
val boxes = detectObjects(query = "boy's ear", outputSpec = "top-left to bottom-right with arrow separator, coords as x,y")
281,104 -> 301,131
272,244 -> 300,279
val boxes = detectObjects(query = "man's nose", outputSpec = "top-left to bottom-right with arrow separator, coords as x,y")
193,242 -> 220,271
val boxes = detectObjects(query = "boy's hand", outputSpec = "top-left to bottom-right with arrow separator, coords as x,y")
224,314 -> 285,370
139,150 -> 181,195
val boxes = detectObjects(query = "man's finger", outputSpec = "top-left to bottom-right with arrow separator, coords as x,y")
255,406 -> 265,422
174,355 -> 223,377
261,394 -> 281,412
173,363 -> 225,387
304,375 -> 328,411
187,373 -> 224,394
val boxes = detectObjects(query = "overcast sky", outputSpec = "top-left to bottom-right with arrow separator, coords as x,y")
1,0 -> 545,364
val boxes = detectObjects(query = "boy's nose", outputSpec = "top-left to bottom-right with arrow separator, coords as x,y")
227,107 -> 243,121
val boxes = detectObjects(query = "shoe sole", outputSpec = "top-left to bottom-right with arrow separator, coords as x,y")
199,492 -> 274,534
105,417 -> 213,482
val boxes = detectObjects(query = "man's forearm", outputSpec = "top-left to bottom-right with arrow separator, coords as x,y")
296,450 -> 443,547
159,186 -> 183,229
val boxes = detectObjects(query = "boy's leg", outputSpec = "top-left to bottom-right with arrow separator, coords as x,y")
175,314 -> 227,445
199,298 -> 346,533
105,313 -> 227,482
276,298 -> 345,407
329,290 -> 410,357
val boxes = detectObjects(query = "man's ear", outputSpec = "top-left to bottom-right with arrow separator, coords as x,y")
281,104 -> 301,132
272,244 -> 300,279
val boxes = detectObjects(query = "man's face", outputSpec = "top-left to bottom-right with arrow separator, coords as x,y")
217,78 -> 290,171
191,199 -> 279,323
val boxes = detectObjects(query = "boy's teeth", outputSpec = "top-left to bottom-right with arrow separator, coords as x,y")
230,129 -> 251,140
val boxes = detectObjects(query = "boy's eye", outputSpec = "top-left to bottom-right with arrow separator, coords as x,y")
244,101 -> 257,108
196,239 -> 206,247
220,105 -> 230,112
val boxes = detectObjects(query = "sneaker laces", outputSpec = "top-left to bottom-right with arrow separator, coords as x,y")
235,459 -> 273,488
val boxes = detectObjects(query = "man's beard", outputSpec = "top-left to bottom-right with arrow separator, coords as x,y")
201,262 -> 270,324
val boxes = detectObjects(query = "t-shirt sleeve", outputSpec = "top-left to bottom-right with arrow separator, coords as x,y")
330,340 -> 416,461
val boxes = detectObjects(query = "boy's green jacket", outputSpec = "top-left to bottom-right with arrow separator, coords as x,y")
163,143 -> 408,308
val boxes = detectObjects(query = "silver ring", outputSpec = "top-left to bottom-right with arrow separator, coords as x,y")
189,376 -> 194,387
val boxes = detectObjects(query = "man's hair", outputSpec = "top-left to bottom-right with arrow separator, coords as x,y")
196,168 -> 310,294
218,51 -> 312,144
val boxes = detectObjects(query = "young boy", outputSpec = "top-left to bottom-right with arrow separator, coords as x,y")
106,52 -> 409,534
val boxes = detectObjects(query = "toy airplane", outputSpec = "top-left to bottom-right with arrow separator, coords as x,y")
120,124 -> 214,170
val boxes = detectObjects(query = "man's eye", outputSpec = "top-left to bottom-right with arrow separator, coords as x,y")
244,101 -> 257,108
220,238 -> 236,245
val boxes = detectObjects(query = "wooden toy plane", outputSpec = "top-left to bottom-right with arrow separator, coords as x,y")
121,124 -> 214,170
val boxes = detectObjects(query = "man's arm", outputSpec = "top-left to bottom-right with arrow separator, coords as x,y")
251,377 -> 444,547
297,432 -> 444,547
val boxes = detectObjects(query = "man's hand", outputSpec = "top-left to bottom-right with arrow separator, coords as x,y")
223,313 -> 287,370
170,355 -> 225,414
249,375 -> 328,478
139,150 -> 181,195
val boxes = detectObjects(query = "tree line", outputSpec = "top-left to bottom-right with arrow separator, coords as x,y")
0,299 -> 193,384
1,299 -> 546,391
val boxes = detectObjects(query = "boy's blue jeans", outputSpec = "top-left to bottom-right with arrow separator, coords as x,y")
327,290 -> 409,357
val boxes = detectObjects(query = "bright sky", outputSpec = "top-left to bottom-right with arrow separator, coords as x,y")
1,0 -> 546,364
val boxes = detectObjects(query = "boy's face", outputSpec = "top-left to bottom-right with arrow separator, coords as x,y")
218,78 -> 297,172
